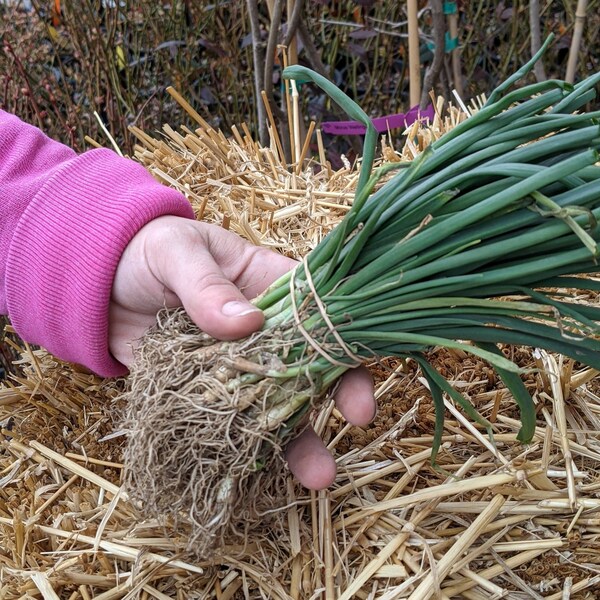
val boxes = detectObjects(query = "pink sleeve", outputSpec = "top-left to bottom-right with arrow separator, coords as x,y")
0,110 -> 195,377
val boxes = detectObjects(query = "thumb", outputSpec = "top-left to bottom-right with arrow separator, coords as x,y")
156,242 -> 264,341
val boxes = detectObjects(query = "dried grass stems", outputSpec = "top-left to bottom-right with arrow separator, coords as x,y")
129,88 -> 476,260
1,102 -> 600,597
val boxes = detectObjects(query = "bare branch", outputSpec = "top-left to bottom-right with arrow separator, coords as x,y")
529,0 -> 547,82
246,0 -> 269,145
420,0 -> 445,109
297,18 -> 329,78
264,0 -> 284,95
282,0 -> 304,49
566,0 -> 590,83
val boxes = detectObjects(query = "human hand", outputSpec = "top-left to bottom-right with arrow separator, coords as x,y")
110,215 -> 375,489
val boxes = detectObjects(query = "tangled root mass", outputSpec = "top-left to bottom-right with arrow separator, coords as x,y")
120,308 -> 319,557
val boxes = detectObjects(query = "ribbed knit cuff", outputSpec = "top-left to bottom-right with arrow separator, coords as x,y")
5,148 -> 194,377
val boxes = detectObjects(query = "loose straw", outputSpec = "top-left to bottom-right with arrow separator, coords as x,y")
337,459 -> 478,600
408,495 -> 506,600
30,572 -> 61,600
28,440 -> 124,499
290,78 -> 301,166
0,520 -> 205,575
538,350 -> 577,509
361,472 -> 519,515
261,90 -> 286,163
93,111 -> 122,156
442,548 -> 550,596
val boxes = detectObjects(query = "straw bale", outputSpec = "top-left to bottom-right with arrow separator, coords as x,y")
1,98 -> 600,598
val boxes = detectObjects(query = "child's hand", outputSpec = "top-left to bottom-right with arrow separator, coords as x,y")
110,215 -> 375,490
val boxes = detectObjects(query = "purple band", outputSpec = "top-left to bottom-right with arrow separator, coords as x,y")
321,104 -> 435,136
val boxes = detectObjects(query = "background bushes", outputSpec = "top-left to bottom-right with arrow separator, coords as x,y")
1,1 -> 599,155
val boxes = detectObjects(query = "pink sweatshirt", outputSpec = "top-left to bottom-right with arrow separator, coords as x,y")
0,110 -> 194,377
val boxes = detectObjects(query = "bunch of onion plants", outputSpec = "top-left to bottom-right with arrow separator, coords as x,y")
123,38 -> 600,555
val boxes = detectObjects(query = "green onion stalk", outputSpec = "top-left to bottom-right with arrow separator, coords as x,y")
122,37 -> 600,556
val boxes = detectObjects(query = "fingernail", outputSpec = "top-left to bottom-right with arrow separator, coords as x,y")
222,301 -> 261,317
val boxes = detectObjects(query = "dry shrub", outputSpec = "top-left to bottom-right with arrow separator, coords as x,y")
4,0 -> 600,159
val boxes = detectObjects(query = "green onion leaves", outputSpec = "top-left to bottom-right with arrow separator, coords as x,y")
274,43 -> 600,461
